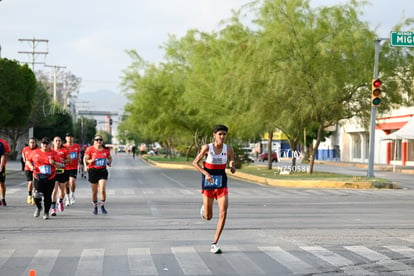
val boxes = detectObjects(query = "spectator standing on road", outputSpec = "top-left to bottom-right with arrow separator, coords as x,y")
21,138 -> 39,205
63,133 -> 81,206
84,135 -> 112,215
131,145 -> 137,159
50,136 -> 70,216
192,124 -> 236,254
0,138 -> 10,206
26,137 -> 63,220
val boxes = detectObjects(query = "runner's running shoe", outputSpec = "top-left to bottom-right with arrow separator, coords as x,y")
43,213 -> 50,220
93,206 -> 98,215
58,202 -> 64,212
70,194 -> 76,205
51,208 -> 57,216
1,199 -> 6,206
34,207 -> 42,218
101,206 -> 107,214
65,196 -> 70,206
210,243 -> 222,254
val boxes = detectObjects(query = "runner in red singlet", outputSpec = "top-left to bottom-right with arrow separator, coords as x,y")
84,135 -> 112,215
21,137 -> 38,205
26,137 -> 64,220
63,133 -> 81,205
51,136 -> 70,216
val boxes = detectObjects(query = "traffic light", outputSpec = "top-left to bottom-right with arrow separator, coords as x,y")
371,79 -> 382,106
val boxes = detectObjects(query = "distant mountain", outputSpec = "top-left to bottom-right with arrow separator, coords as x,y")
76,90 -> 128,116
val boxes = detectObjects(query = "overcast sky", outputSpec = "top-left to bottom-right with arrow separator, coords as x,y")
0,0 -> 412,94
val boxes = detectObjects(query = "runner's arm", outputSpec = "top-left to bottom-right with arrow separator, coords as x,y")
192,144 -> 212,182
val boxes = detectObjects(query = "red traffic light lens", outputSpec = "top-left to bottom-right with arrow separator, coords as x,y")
372,79 -> 381,87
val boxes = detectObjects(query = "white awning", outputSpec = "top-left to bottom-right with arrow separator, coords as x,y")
382,117 -> 414,140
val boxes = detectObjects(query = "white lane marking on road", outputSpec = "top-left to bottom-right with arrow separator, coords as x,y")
146,200 -> 160,216
21,249 -> 60,276
0,249 -> 15,269
384,245 -> 414,258
302,246 -> 375,275
5,188 -> 21,195
172,246 -> 211,275
128,248 -> 158,276
259,246 -> 317,275
75,248 -> 105,276
345,245 -> 414,275
160,173 -> 187,188
223,246 -> 266,275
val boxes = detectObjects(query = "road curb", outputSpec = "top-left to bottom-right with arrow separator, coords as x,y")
144,159 -> 398,189
230,171 -> 398,189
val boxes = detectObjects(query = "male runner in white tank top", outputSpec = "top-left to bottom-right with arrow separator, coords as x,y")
193,124 -> 236,253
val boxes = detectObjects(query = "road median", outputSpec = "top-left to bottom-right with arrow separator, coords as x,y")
143,158 -> 398,189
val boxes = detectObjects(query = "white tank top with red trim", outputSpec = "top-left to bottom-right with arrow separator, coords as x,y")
203,143 -> 227,170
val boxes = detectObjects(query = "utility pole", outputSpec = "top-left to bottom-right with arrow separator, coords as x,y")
44,64 -> 67,102
17,38 -> 48,71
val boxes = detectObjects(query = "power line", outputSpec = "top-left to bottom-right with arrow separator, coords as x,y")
17,37 -> 49,71
44,64 -> 67,102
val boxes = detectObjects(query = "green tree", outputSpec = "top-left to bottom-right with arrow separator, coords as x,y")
119,0 -> 414,172
248,0 -> 413,172
0,58 -> 36,127
34,104 -> 74,140
0,58 -> 37,158
75,116 -> 97,145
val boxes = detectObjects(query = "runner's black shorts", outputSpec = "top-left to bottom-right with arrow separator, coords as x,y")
67,169 -> 78,179
25,170 -> 33,182
88,168 -> 108,183
55,170 -> 69,183
0,168 -> 5,182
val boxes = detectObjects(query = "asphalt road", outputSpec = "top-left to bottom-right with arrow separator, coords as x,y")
1,154 -> 413,275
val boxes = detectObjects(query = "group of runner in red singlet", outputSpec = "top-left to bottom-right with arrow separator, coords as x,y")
22,133 -> 112,219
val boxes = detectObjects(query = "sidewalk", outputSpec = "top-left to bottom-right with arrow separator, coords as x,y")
313,160 -> 414,174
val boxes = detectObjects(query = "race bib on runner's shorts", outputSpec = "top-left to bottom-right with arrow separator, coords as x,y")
203,175 -> 222,190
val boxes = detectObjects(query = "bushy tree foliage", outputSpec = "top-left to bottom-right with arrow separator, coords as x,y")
120,0 -> 414,172
0,58 -> 36,127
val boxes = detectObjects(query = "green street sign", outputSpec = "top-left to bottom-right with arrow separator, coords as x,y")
390,31 -> 414,47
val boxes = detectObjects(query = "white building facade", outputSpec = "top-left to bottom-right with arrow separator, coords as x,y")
317,107 -> 414,166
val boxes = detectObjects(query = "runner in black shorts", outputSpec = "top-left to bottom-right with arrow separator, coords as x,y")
50,136 -> 70,216
22,138 -> 38,205
84,135 -> 112,215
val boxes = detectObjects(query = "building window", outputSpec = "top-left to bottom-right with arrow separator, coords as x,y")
353,135 -> 361,159
391,140 -> 402,161
364,134 -> 369,159
408,141 -> 414,161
